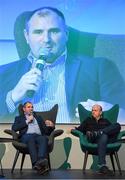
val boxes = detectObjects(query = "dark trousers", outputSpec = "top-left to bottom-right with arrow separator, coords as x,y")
95,123 -> 121,166
21,133 -> 48,165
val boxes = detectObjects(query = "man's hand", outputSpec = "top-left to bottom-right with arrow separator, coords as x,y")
45,120 -> 54,127
11,68 -> 42,103
26,114 -> 34,123
66,127 -> 75,134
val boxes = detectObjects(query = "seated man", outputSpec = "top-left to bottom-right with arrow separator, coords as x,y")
12,101 -> 55,174
68,104 -> 121,175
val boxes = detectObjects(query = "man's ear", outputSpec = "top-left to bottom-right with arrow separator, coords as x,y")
23,107 -> 25,112
24,29 -> 29,44
65,26 -> 69,42
100,111 -> 103,117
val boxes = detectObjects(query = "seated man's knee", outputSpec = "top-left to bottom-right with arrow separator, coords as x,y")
38,135 -> 48,143
98,133 -> 108,144
115,123 -> 121,131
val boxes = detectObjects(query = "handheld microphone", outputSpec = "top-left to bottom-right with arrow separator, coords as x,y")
35,55 -> 46,70
27,55 -> 46,98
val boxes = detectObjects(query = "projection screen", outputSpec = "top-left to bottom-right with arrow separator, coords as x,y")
0,0 -> 125,124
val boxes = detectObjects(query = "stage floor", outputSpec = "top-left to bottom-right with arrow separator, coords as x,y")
0,169 -> 125,179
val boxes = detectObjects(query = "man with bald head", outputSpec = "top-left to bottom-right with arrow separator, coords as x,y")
68,104 -> 121,175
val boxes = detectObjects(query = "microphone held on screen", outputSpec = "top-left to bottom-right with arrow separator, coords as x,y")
27,56 -> 46,98
35,58 -> 45,70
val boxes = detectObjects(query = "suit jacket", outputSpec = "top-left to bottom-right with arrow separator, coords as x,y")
12,113 -> 54,137
0,54 -> 125,122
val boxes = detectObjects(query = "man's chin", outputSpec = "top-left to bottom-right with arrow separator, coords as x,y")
46,56 -> 56,64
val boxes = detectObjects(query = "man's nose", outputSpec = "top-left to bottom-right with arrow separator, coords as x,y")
41,32 -> 51,42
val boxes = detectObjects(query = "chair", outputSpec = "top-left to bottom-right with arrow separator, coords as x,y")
0,143 -> 6,177
71,104 -> 125,174
4,104 -> 64,173
57,137 -> 72,169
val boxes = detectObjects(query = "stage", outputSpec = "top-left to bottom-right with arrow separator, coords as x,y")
1,169 -> 125,179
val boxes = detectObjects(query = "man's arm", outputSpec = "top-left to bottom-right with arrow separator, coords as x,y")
0,60 -> 43,117
12,116 -> 28,132
36,115 -> 55,135
67,119 -> 88,135
44,120 -> 55,135
75,119 -> 88,134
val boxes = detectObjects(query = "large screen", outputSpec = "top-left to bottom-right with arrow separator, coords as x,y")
1,0 -> 125,124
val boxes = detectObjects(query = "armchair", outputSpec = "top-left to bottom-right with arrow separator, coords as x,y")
4,104 -> 64,173
0,143 -> 6,177
71,104 -> 125,174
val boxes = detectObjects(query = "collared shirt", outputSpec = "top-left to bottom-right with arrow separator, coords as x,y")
25,115 -> 41,135
6,51 -> 71,123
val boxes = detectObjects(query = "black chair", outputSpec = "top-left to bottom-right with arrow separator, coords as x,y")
4,104 -> 64,173
0,143 -> 6,177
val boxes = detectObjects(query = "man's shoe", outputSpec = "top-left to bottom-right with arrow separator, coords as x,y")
98,166 -> 114,176
33,158 -> 48,171
33,164 -> 41,171
37,158 -> 48,167
38,165 -> 49,175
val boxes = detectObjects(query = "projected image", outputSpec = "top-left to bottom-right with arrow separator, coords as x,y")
0,1 -> 125,123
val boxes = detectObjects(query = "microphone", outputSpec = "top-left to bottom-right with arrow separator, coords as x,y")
27,55 -> 46,98
35,55 -> 46,70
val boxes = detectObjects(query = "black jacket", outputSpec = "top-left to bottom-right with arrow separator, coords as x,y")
76,116 -> 111,135
12,113 -> 55,137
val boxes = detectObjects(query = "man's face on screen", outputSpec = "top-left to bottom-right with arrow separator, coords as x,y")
24,9 -> 68,63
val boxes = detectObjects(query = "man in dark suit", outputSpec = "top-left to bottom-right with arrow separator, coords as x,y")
0,7 -> 125,123
12,101 -> 55,174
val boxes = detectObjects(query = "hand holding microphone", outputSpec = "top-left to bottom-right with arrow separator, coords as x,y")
26,55 -> 46,98
27,48 -> 49,98
11,49 -> 48,103
28,115 -> 34,123
26,111 -> 34,123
